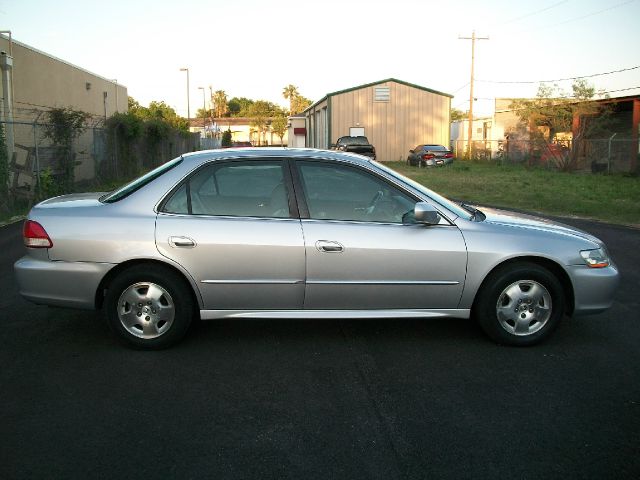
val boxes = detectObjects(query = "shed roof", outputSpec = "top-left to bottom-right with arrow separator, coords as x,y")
304,78 -> 453,113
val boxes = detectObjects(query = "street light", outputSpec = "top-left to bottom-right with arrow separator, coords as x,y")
198,86 -> 206,134
179,67 -> 190,122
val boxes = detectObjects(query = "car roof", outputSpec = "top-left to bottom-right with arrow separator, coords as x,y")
182,147 -> 375,165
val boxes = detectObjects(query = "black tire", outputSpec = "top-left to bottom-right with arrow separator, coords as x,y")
105,264 -> 195,349
474,262 -> 565,346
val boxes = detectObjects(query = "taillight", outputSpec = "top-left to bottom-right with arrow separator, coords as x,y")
422,153 -> 435,160
23,220 -> 53,248
444,153 -> 453,158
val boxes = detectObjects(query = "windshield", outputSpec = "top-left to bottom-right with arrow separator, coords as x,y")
100,157 -> 183,203
371,161 -> 473,220
339,136 -> 370,145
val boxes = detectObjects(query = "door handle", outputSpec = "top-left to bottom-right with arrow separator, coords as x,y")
315,240 -> 344,253
169,236 -> 196,248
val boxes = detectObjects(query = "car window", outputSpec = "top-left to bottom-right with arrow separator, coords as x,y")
101,156 -> 183,203
297,161 -> 417,224
162,161 -> 290,218
424,145 -> 447,151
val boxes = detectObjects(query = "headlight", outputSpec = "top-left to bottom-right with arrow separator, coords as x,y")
580,248 -> 610,268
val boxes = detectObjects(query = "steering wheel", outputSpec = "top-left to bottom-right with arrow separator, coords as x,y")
366,190 -> 384,215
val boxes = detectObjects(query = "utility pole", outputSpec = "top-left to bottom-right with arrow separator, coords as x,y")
459,30 -> 488,158
179,68 -> 190,121
1,51 -> 15,163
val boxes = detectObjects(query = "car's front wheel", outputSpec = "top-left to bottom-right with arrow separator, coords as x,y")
105,264 -> 195,349
474,262 -> 565,346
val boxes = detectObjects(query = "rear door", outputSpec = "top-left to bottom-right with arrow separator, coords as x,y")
155,159 -> 305,310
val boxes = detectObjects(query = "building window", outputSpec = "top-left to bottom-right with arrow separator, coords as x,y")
374,87 -> 390,102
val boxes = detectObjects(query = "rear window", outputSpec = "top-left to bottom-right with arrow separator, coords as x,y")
423,145 -> 447,151
100,157 -> 183,203
339,136 -> 370,146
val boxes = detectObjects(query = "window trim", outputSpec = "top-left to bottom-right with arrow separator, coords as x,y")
157,158 -> 299,219
291,158 -> 425,225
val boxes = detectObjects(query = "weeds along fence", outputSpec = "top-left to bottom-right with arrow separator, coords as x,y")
1,118 -> 201,214
452,138 -> 639,173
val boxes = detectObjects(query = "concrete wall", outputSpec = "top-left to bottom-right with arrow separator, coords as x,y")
0,34 -> 127,120
287,116 -> 306,148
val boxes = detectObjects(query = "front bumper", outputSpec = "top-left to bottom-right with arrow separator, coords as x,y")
568,263 -> 620,316
14,256 -> 115,310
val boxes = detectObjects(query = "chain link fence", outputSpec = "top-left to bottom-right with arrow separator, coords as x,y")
1,118 -> 202,218
452,138 -> 639,173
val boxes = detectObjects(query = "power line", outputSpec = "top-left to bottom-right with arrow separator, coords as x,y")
450,82 -> 470,94
497,0 -> 569,27
476,65 -> 640,84
541,0 -> 637,29
594,86 -> 640,95
456,86 -> 640,107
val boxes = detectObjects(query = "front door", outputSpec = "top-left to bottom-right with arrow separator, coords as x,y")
294,160 -> 467,310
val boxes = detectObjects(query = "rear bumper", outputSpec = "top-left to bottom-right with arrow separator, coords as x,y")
569,263 -> 620,316
14,256 -> 115,310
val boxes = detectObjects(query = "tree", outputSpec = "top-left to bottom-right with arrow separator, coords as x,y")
248,101 -> 271,145
228,97 -> 254,116
509,80 -> 608,171
129,99 -> 189,132
212,90 -> 228,118
196,107 -> 212,119
451,108 -> 467,122
271,116 -> 288,146
282,84 -> 299,115
221,128 -> 232,147
282,85 -> 313,115
291,95 -> 312,115
42,107 -> 89,193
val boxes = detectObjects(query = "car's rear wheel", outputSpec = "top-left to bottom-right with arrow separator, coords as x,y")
105,265 -> 194,349
474,262 -> 565,346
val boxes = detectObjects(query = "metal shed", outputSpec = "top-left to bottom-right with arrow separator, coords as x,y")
303,78 -> 453,162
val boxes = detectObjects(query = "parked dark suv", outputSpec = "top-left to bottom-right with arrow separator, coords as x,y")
331,136 -> 376,160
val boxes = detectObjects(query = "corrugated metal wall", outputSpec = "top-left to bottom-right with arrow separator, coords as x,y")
331,81 -> 450,161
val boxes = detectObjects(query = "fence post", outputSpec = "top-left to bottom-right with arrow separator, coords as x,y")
607,133 -> 617,174
33,120 -> 40,198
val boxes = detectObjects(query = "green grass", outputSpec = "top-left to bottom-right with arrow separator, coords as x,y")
388,161 -> 640,226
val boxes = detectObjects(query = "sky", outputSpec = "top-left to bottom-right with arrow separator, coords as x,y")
1,0 -> 639,118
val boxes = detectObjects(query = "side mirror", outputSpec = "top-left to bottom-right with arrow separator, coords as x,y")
414,202 -> 441,225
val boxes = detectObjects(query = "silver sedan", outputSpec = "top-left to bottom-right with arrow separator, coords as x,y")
14,148 -> 619,349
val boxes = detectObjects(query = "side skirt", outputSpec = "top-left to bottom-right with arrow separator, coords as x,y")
199,309 -> 471,320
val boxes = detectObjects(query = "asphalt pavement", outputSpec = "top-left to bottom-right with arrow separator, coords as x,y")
0,217 -> 638,479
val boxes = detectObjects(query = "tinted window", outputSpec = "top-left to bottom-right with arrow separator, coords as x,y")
163,161 -> 290,218
423,145 -> 447,151
338,136 -> 370,146
297,161 -> 416,224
